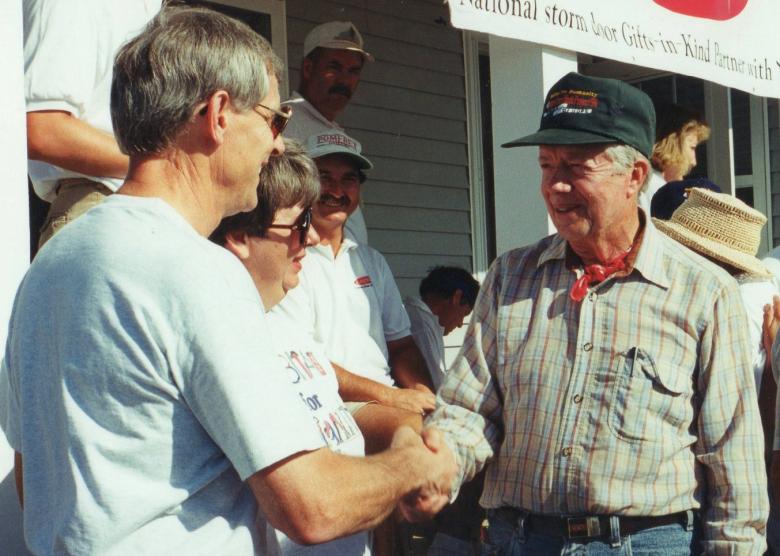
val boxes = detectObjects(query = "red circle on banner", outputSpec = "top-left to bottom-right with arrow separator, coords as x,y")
652,0 -> 748,20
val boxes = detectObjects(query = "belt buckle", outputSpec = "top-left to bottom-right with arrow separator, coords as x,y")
566,516 -> 601,539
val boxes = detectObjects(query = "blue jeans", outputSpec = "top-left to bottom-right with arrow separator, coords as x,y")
481,510 -> 697,555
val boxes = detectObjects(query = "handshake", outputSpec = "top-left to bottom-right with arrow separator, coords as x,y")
391,426 -> 459,521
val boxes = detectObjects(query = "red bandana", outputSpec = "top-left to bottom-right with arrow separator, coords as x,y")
569,249 -> 631,302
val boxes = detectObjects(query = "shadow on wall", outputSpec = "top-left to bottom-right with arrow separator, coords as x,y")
0,471 -> 28,555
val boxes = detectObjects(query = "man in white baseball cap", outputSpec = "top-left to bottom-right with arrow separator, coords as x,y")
285,21 -> 373,244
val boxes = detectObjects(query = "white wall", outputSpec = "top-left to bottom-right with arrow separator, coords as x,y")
0,0 -> 30,553
489,38 -> 577,254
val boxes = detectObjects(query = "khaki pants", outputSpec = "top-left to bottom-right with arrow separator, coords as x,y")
38,178 -> 112,248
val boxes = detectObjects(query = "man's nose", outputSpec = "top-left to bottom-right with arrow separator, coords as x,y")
547,179 -> 572,193
543,168 -> 573,193
322,181 -> 343,196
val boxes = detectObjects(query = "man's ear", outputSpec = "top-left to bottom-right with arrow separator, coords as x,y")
628,157 -> 651,197
301,57 -> 314,83
223,230 -> 252,260
450,289 -> 463,306
201,90 -> 231,147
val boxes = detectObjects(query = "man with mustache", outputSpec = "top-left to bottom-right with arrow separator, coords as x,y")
404,73 -> 768,554
1,8 -> 455,554
285,21 -> 371,244
278,129 -> 436,454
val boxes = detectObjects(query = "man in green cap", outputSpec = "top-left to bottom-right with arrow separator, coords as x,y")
404,72 -> 768,554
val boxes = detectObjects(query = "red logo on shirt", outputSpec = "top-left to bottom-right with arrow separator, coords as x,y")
354,275 -> 373,288
652,0 -> 748,20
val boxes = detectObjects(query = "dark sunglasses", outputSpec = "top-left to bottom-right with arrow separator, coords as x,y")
254,103 -> 292,138
266,206 -> 312,245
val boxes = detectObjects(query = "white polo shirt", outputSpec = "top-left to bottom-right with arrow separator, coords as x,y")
24,0 -> 161,200
404,296 -> 446,390
277,239 -> 411,387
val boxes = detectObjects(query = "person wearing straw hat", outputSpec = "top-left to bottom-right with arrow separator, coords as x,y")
406,72 -> 768,554
657,187 -> 780,555
654,187 -> 777,389
285,20 -> 374,245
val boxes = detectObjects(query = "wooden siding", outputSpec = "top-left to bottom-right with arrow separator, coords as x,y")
286,0 -> 473,297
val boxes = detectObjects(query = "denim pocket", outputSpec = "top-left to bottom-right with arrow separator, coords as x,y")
482,511 -> 521,555
626,523 -> 694,555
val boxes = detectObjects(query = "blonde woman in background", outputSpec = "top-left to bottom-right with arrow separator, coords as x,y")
638,103 -> 710,212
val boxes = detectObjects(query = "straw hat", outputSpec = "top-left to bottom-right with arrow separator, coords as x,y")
653,187 -> 771,277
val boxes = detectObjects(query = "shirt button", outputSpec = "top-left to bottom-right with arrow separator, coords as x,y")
562,447 -> 573,457
583,342 -> 593,352
588,292 -> 596,302
573,394 -> 583,404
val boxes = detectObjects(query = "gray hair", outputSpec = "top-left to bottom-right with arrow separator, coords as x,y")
209,139 -> 321,245
111,6 -> 282,155
605,144 -> 651,191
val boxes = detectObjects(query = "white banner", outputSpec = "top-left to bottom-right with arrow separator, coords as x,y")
448,0 -> 780,98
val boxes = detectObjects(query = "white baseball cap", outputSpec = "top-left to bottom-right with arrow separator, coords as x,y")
306,129 -> 373,170
303,21 -> 374,62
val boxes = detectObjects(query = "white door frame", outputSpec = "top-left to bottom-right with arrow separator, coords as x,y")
202,0 -> 289,97
462,31 -> 490,278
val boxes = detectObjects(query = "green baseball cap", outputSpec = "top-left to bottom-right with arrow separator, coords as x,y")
502,72 -> 656,158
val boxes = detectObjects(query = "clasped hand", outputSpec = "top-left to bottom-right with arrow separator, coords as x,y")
392,426 -> 457,521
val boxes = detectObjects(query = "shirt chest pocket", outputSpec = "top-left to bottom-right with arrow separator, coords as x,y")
608,347 -> 693,444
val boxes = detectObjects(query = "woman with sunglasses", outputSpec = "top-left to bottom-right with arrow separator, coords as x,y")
210,139 -> 369,555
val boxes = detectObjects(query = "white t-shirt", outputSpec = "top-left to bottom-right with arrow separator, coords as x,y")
277,239 -> 411,387
0,195 -> 324,555
404,296 -> 446,391
736,275 -> 777,389
261,310 -> 369,555
24,0 -> 161,200
284,91 -> 368,244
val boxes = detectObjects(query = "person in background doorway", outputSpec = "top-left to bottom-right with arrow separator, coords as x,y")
404,266 -> 483,555
654,187 -> 776,390
638,103 -> 710,213
649,176 -> 721,220
404,266 -> 480,391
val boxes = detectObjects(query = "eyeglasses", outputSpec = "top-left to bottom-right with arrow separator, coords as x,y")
254,103 -> 292,138
266,206 -> 312,245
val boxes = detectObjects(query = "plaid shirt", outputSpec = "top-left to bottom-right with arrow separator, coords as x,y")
430,221 -> 768,553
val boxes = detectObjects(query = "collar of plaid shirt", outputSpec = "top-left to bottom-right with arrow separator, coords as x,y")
567,214 -> 646,301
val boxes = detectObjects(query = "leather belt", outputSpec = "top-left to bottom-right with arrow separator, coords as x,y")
493,507 -> 691,540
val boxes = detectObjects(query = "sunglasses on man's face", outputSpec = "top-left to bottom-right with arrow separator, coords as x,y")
266,206 -> 312,245
254,103 -> 292,138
